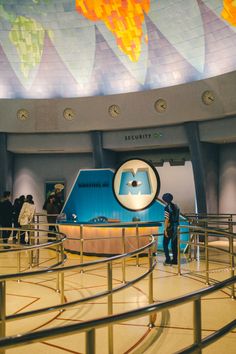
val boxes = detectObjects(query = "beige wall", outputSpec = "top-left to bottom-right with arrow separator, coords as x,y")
13,154 -> 93,212
157,161 -> 195,214
219,144 -> 236,215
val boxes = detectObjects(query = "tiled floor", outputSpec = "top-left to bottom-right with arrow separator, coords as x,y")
0,248 -> 235,354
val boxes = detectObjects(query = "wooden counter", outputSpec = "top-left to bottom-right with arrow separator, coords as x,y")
58,222 -> 160,255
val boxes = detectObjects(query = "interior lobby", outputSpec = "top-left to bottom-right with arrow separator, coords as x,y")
0,1 -> 236,353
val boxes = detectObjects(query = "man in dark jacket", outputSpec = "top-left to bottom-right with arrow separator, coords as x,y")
162,193 -> 180,265
0,191 -> 14,244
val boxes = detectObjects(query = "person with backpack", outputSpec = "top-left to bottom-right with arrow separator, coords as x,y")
162,193 -> 180,265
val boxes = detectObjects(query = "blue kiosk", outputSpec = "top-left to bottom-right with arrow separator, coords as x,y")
58,162 -> 188,255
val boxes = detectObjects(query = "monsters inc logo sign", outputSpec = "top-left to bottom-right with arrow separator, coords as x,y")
113,159 -> 160,211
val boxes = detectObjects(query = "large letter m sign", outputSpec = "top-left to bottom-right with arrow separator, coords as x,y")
118,168 -> 152,195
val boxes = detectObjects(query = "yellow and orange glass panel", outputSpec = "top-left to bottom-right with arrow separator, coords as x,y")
222,0 -> 236,25
75,0 -> 150,62
75,0 -> 236,63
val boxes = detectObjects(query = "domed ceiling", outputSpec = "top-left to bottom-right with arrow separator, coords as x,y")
0,0 -> 236,99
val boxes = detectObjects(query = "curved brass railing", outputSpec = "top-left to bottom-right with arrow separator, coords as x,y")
177,225 -> 236,298
0,275 -> 235,353
0,220 -> 235,353
0,226 -> 66,272
0,231 -> 157,354
0,237 -> 156,319
185,213 -> 236,233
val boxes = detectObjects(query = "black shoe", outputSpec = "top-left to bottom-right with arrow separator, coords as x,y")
171,260 -> 178,265
163,260 -> 172,266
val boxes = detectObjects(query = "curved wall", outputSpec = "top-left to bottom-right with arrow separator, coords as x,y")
0,72 -> 236,133
0,71 -> 236,134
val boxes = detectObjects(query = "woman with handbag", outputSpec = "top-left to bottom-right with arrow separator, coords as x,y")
18,195 -> 36,244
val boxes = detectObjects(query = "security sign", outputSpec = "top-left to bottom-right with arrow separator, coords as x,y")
113,159 -> 160,211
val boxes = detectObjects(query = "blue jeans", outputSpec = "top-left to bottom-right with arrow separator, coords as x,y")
163,234 -> 177,262
163,224 -> 178,262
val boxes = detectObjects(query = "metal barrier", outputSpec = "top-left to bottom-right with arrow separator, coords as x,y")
0,231 -> 157,354
0,274 -> 235,354
177,224 -> 236,298
0,226 -> 66,272
185,213 -> 236,233
0,220 -> 235,353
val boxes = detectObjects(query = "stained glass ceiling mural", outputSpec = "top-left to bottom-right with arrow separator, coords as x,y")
0,0 -> 236,98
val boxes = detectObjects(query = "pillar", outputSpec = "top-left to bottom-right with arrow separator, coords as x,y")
0,133 -> 13,197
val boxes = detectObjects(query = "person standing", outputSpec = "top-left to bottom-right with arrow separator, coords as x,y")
53,184 -> 64,213
162,193 -> 180,265
43,183 -> 64,214
45,194 -> 59,238
0,191 -> 14,244
12,195 -> 25,242
18,195 -> 36,244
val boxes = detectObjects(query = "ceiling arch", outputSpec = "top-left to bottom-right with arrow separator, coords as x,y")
0,0 -> 236,99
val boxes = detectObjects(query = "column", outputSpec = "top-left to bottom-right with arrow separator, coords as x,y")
90,131 -> 117,168
0,133 -> 13,197
201,143 -> 219,214
184,122 -> 207,214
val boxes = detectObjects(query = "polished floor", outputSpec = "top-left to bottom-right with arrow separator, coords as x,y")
0,247 -> 235,354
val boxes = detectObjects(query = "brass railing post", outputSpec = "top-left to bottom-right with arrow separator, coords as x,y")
35,218 -> 40,267
31,226 -> 37,266
17,229 -> 20,245
228,215 -> 233,233
56,235 -> 60,292
60,271 -> 65,304
80,225 -> 84,269
107,262 -> 113,354
59,242 -> 65,304
61,242 -> 64,263
29,227 -> 34,268
0,281 -> 6,354
148,240 -> 154,327
136,224 -> 140,267
205,230 -> 209,285
229,235 -> 235,299
193,298 -> 202,353
17,247 -> 21,280
122,228 -> 126,283
177,227 -> 181,275
188,232 -> 192,261
194,230 -> 197,260
86,328 -> 95,354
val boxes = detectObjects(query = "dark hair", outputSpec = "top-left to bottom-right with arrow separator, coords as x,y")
26,194 -> 34,204
162,193 -> 173,203
3,191 -> 11,198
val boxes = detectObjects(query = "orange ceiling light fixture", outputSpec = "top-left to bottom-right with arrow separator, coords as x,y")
221,0 -> 236,25
75,0 -> 150,62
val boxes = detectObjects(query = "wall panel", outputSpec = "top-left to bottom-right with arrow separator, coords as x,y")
13,153 -> 93,212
